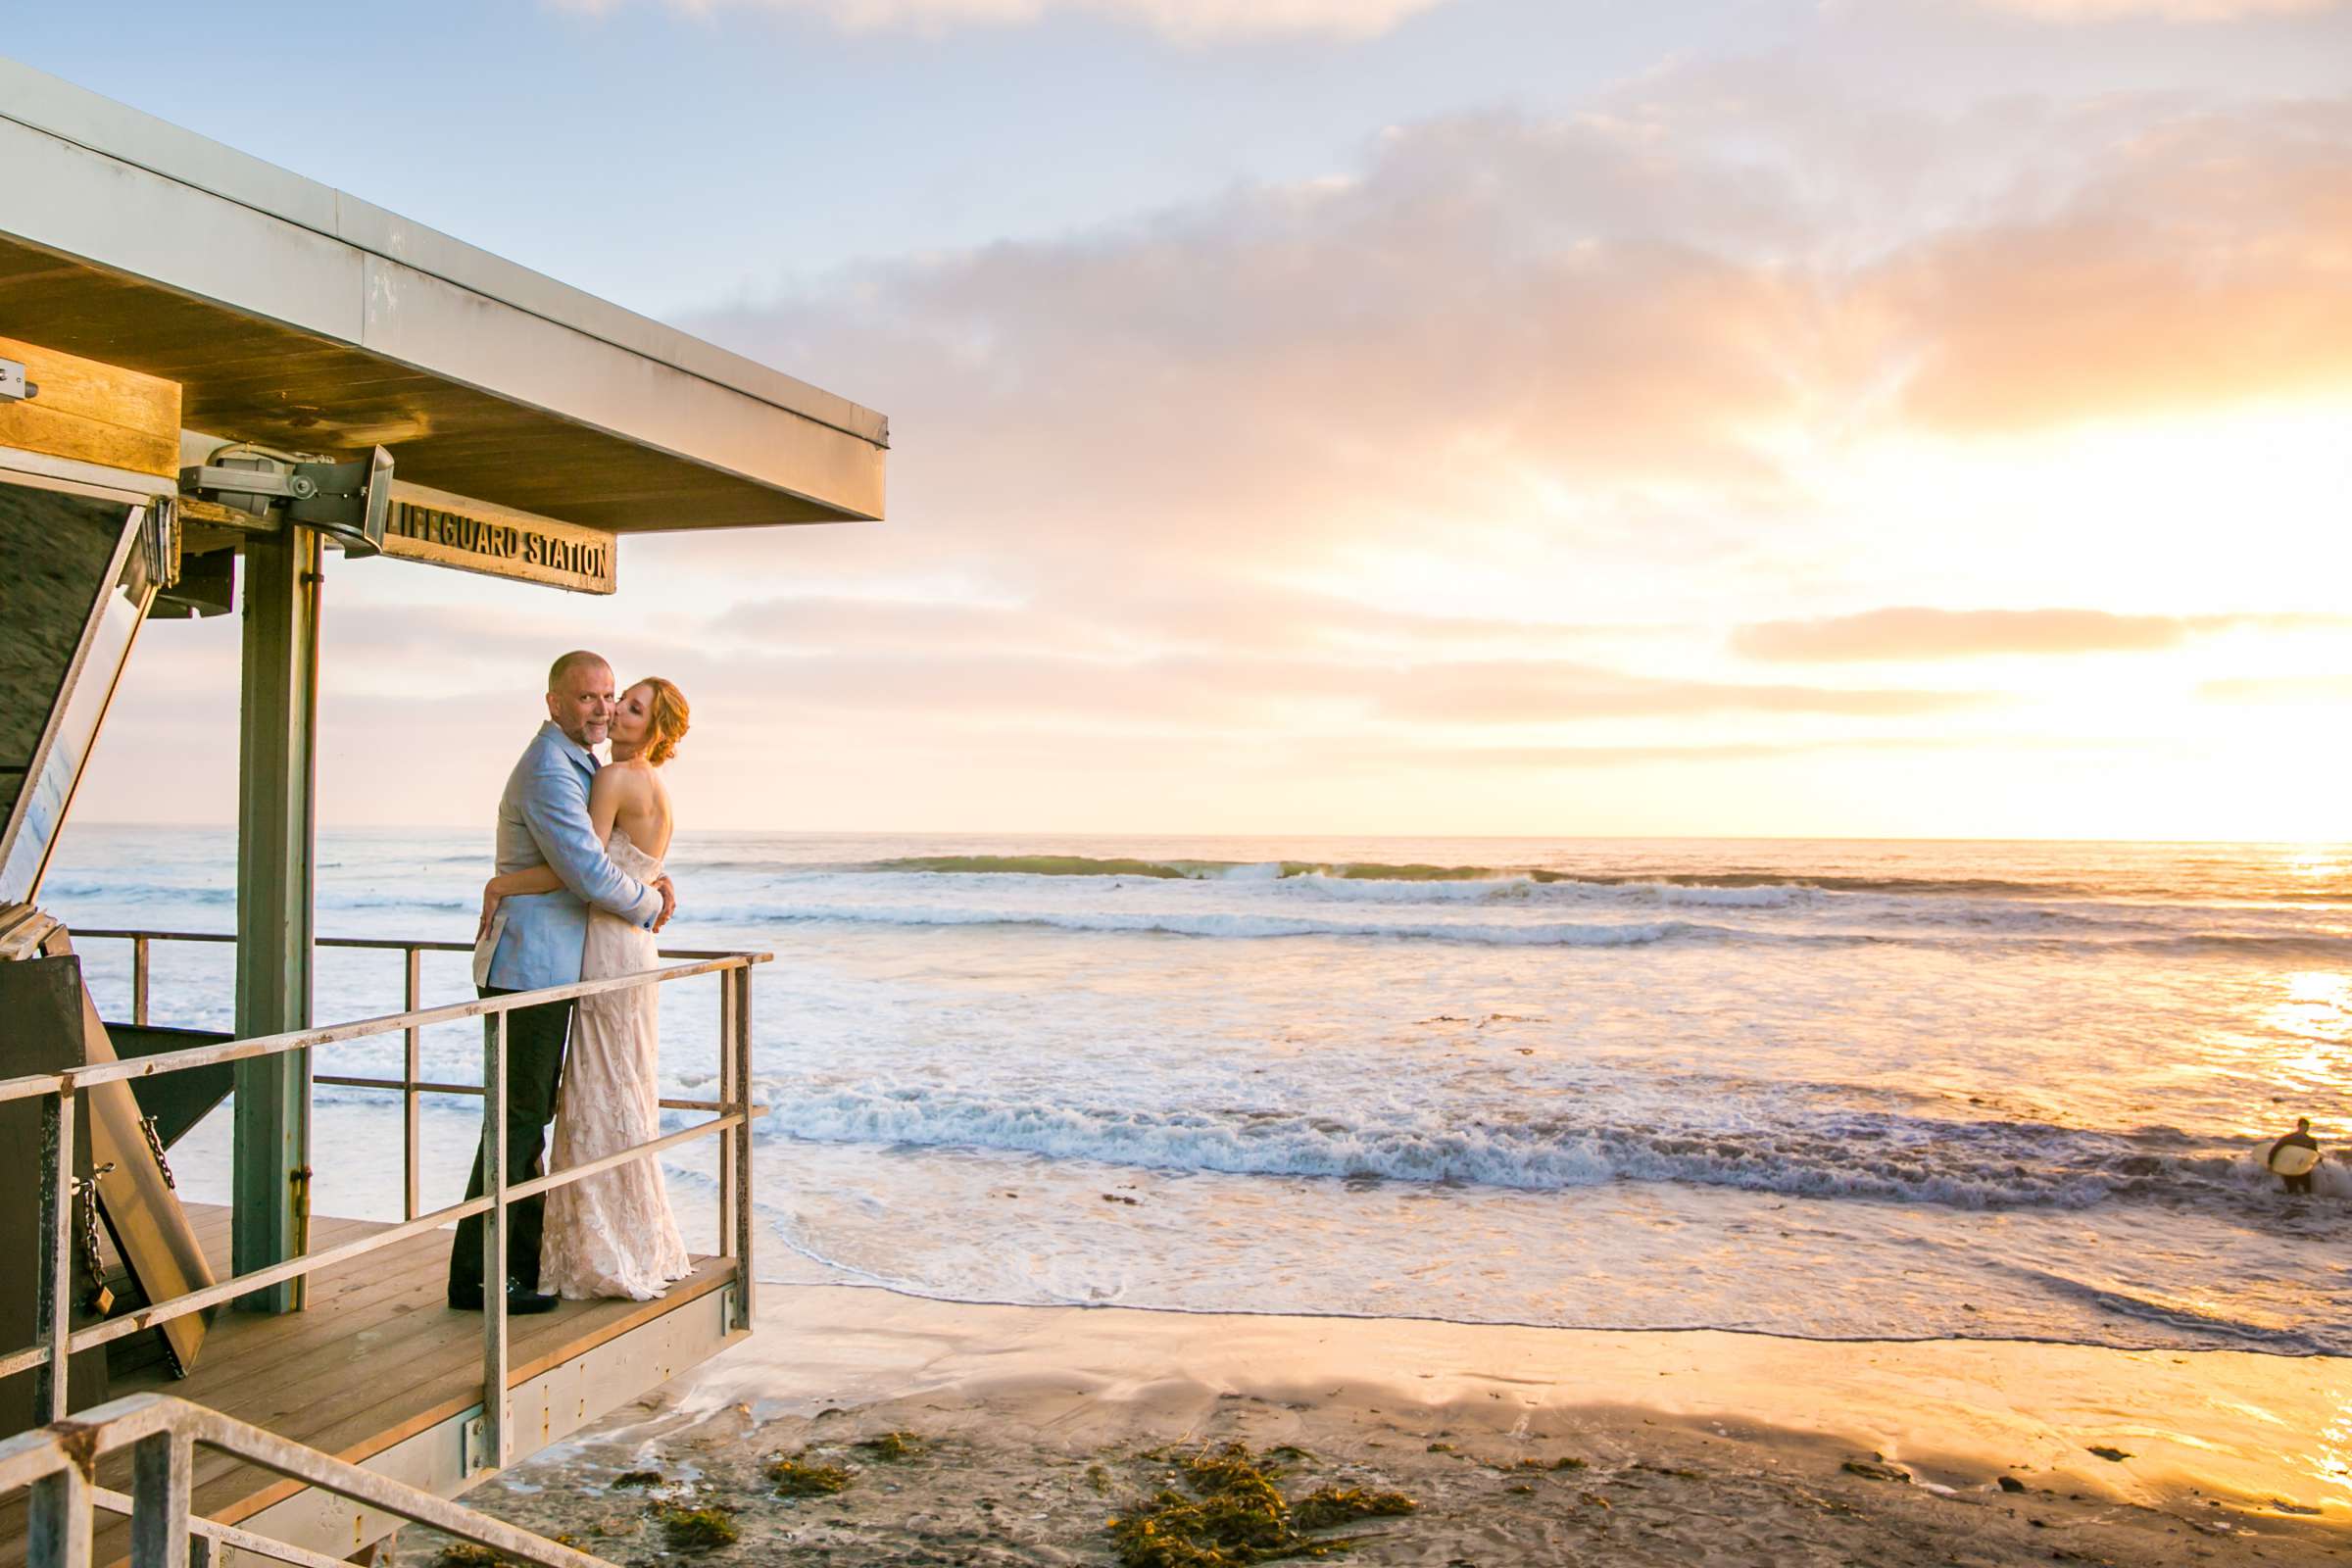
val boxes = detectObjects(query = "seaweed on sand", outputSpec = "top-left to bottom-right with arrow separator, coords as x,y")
1290,1488 -> 1416,1531
766,1452 -> 853,1496
654,1502 -> 740,1551
1106,1443 -> 1415,1568
433,1530 -> 594,1567
854,1431 -> 925,1461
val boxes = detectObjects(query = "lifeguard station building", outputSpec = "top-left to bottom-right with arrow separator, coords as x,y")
0,55 -> 886,1568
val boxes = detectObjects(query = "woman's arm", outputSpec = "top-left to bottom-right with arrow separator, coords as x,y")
478,859 -> 561,941
487,863 -> 564,899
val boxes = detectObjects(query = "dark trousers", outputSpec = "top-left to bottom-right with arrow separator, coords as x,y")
447,988 -> 575,1297
2284,1172 -> 2314,1196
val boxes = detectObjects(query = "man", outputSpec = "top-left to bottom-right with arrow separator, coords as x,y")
2267,1117 -> 2322,1198
447,651 -> 676,1313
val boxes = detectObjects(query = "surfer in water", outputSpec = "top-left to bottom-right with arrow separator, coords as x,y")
2267,1117 -> 2322,1196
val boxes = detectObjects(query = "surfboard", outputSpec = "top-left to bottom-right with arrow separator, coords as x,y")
2270,1143 -> 2320,1178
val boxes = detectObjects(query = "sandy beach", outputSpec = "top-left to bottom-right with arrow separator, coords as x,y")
397,1284 -> 2348,1566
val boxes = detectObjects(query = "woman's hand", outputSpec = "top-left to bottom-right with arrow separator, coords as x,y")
476,884 -> 505,944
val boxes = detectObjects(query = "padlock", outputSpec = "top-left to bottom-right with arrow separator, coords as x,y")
84,1281 -> 115,1317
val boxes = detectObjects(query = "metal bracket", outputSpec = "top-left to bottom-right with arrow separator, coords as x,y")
0,357 -> 36,402
177,447 -> 392,557
461,1411 -> 488,1477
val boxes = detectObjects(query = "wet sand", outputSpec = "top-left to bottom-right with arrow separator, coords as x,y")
405,1284 -> 2350,1566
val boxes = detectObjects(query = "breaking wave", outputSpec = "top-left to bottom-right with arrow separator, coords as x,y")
757,1088 -> 2351,1216
710,903 -> 1715,946
871,854 -> 2103,900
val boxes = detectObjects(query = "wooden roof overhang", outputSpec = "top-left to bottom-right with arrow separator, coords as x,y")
0,56 -> 887,535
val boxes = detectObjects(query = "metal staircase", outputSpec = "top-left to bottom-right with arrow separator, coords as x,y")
3,1393 -> 611,1568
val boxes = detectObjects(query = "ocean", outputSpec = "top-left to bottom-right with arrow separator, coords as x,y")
39,828 -> 2351,1357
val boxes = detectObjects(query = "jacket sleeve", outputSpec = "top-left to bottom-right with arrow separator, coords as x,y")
517,757 -> 663,928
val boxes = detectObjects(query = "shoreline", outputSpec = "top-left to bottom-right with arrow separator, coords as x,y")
403,1283 -> 2350,1566
737,1270 -> 2352,1359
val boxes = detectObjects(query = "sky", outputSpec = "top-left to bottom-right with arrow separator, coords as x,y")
18,0 -> 2352,840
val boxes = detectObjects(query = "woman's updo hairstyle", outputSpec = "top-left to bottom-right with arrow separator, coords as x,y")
637,677 -> 690,767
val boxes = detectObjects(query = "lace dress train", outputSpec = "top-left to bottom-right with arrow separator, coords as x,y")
539,827 -> 691,1300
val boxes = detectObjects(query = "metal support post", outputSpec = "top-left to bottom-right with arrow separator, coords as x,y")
27,1463 -> 93,1568
233,526 -> 320,1312
403,947 -> 422,1222
131,936 -> 150,1027
714,975 -> 737,1261
730,966 -> 754,1333
129,1432 -> 192,1568
482,1008 -> 509,1472
34,1091 -> 74,1423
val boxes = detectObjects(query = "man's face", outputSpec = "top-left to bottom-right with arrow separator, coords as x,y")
546,661 -> 616,749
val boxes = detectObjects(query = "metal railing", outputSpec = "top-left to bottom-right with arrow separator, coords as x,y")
0,931 -> 769,1486
78,928 -> 762,1225
1,1392 -> 618,1568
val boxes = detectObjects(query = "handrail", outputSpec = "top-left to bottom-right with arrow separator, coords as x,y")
74,926 -> 757,959
8,923 -> 767,1495
0,954 -> 762,1106
1,1392 -> 617,1568
69,925 -> 760,1233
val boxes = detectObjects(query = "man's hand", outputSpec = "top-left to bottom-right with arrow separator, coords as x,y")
653,874 -> 677,933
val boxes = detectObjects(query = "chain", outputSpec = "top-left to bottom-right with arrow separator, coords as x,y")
139,1114 -> 175,1189
74,1161 -> 119,1316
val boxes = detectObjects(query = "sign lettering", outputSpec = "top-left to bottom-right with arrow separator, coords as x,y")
377,482 -> 616,594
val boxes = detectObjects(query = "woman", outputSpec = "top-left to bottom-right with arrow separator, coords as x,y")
479,677 -> 693,1299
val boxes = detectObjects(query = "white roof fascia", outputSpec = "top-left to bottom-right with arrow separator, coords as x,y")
0,56 -> 887,451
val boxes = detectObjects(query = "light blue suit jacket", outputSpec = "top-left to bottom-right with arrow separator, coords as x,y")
484,721 -> 663,992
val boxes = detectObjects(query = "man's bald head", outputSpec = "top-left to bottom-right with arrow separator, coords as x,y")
548,650 -> 608,694
545,651 -> 616,749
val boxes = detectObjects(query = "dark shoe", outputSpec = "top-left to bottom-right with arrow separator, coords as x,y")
447,1278 -> 561,1315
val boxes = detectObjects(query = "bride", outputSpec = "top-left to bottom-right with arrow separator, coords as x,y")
479,677 -> 694,1300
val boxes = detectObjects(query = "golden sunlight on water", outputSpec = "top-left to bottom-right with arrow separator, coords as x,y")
2278,850 -> 2347,883
2249,971 -> 2352,1118
2318,1391 -> 2352,1505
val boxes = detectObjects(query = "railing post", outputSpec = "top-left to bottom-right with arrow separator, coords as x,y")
482,1007 -> 509,1473
403,947 -> 422,1223
34,1090 -> 76,1424
27,1463 -> 93,1568
714,972 -> 737,1263
132,935 -> 150,1028
129,1432 -> 192,1568
730,965 -> 754,1333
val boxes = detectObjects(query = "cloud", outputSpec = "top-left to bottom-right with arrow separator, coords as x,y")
2201,673 -> 2352,702
548,0 -> 1452,42
1368,661 -> 1985,723
1856,100 -> 2352,432
1975,0 -> 2343,20
1738,607 -> 2187,660
696,92 -> 2352,597
1735,607 -> 2352,661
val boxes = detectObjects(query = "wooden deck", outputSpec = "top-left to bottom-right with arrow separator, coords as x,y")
4,1202 -> 740,1567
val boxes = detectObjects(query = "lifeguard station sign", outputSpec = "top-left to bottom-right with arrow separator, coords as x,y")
380,480 -> 616,595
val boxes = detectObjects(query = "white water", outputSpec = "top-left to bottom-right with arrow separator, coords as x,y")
43,829 -> 2352,1355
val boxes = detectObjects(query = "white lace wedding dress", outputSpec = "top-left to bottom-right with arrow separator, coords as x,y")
539,826 -> 691,1300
